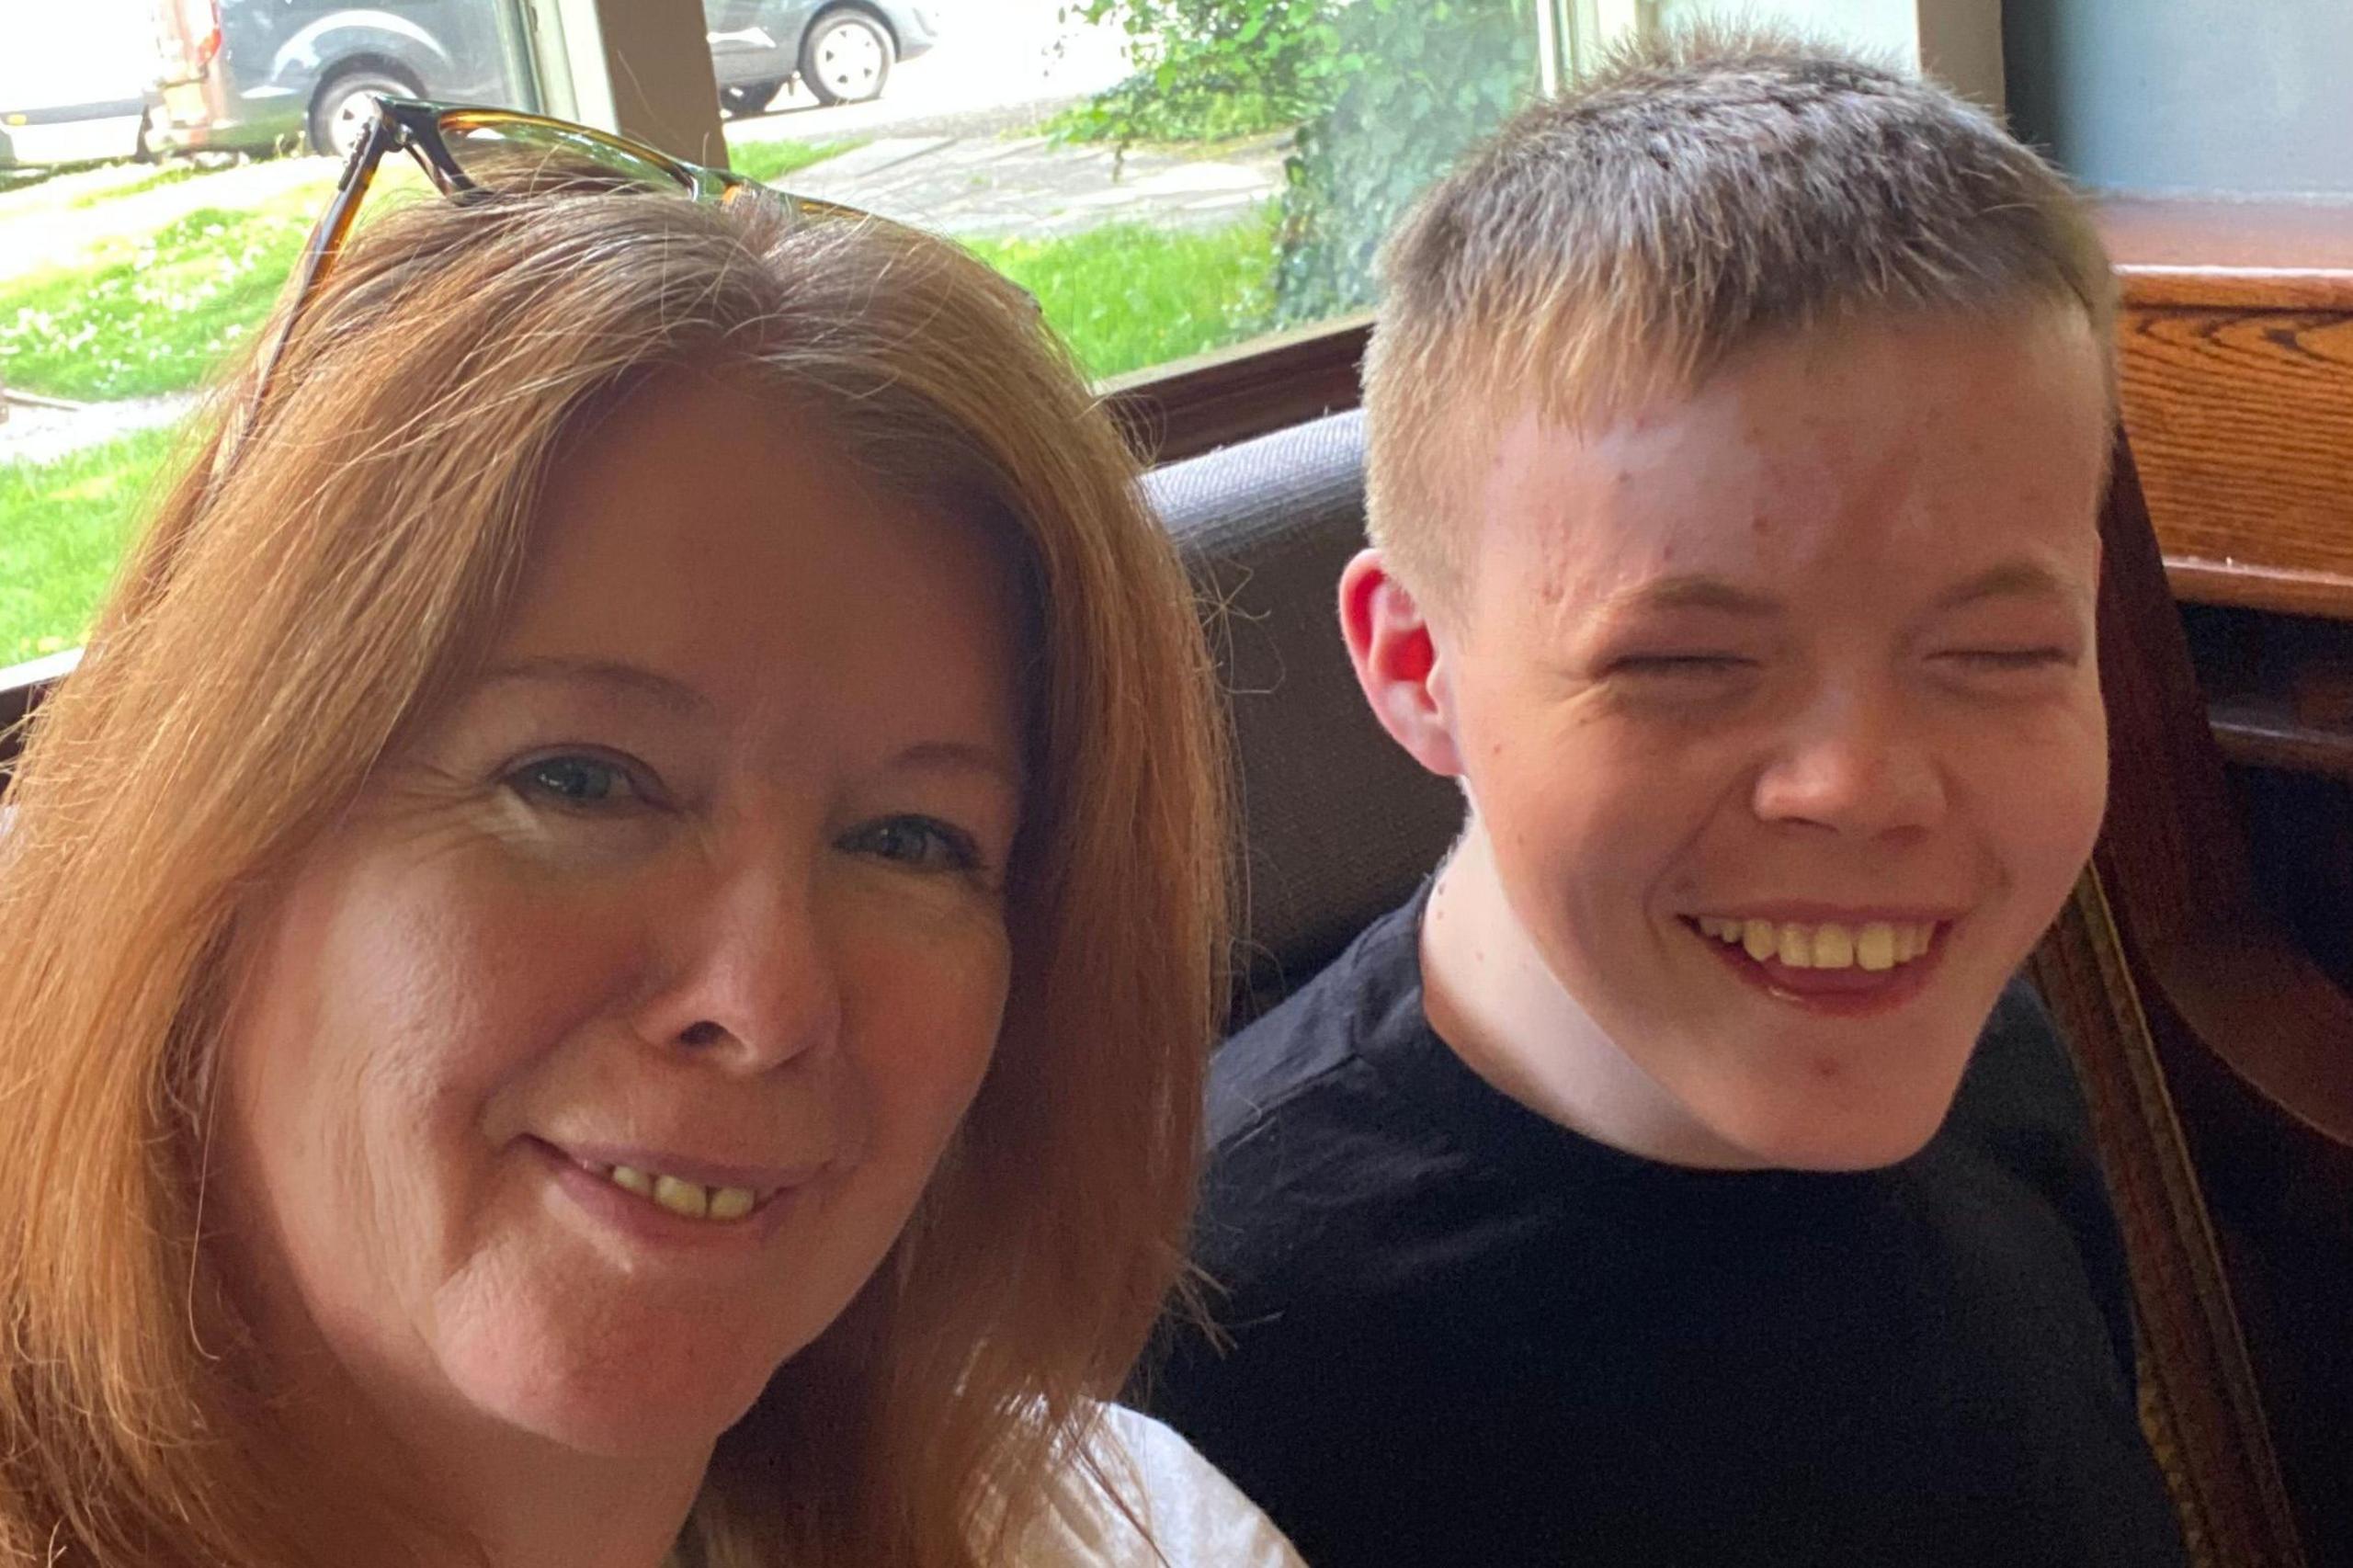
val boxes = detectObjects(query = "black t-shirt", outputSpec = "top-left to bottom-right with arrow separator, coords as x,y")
1138,889 -> 2188,1568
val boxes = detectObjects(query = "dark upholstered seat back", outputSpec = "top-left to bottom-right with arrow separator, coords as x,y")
1144,411 -> 1464,1027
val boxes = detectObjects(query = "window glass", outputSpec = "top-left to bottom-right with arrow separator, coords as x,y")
715,0 -> 1547,370
6,1 -> 1555,664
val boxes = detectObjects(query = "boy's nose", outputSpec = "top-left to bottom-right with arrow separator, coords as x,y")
631,869 -> 843,1073
1750,695 -> 1947,839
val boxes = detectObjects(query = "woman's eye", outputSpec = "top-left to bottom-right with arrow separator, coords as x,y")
847,815 -> 983,874
506,754 -> 643,810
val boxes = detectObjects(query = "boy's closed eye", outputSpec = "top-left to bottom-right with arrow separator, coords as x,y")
1607,652 -> 1760,676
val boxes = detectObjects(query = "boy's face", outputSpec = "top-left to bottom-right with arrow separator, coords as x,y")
1401,311 -> 2110,1168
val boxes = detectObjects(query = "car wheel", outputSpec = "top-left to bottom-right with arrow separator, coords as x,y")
719,79 -> 788,119
307,70 -> 416,160
800,9 -> 892,107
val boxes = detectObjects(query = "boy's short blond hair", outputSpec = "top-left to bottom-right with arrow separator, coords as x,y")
1362,28 -> 2117,607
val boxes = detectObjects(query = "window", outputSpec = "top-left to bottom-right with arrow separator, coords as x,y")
3,0 -> 1999,668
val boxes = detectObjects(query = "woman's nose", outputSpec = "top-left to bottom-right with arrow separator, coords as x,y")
1750,689 -> 1947,839
632,869 -> 843,1073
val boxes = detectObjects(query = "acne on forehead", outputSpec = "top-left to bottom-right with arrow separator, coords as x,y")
1465,313 -> 2109,623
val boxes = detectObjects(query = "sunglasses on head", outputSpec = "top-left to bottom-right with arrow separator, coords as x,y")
217,96 -> 883,477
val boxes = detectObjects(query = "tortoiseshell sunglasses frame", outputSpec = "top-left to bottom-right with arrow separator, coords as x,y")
222,95 -> 866,470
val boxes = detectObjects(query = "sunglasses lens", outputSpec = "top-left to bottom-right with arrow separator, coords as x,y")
437,116 -> 693,199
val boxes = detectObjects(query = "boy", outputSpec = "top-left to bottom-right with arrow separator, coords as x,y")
1142,32 -> 2187,1568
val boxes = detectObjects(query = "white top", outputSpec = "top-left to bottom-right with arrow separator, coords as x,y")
1017,1404 -> 1305,1566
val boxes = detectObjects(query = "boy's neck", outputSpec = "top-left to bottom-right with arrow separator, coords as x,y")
1419,818 -> 1765,1170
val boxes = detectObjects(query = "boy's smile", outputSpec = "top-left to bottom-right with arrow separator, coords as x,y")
1347,308 -> 2112,1170
1683,907 -> 1954,1016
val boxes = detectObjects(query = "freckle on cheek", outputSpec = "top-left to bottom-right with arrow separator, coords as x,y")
1751,511 -> 1771,535
1812,1056 -> 1840,1081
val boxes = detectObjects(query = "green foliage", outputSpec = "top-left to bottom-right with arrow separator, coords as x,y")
1057,0 -> 1537,324
1272,0 -> 1539,325
0,425 -> 187,665
965,205 -> 1277,379
1052,0 -> 1346,147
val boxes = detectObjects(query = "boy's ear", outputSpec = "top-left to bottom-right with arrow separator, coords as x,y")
1338,548 -> 1467,779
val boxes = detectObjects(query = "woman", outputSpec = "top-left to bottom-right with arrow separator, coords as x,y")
0,119 -> 1293,1566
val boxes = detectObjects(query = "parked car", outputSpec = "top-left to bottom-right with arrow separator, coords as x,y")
1,0 -> 154,168
705,1 -> 939,117
143,0 -> 942,163
146,0 -> 538,160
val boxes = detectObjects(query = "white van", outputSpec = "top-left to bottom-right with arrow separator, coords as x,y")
0,0 -> 156,167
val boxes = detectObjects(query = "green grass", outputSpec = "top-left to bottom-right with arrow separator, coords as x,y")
0,185 -> 328,402
0,425 -> 188,665
728,136 -> 859,187
970,204 -> 1277,380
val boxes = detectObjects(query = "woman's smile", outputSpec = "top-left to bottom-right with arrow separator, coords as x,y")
526,1137 -> 819,1253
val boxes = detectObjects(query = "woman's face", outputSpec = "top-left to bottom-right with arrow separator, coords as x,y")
215,373 -> 1026,1465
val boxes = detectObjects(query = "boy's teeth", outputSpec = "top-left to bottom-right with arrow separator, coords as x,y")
1708,917 -> 1939,971
598,1164 -> 758,1222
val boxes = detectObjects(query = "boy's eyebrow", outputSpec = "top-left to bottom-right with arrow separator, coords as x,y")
1601,575 -> 1784,618
1930,561 -> 2086,611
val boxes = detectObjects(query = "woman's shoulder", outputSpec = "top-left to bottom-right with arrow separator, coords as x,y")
1017,1402 -> 1306,1567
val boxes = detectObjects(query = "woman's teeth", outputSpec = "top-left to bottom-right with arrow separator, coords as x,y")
597,1164 -> 760,1221
1694,915 -> 1938,971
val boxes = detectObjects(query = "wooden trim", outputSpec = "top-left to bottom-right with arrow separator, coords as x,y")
2101,197 -> 2353,297
1101,315 -> 1371,467
2165,562 -> 2353,624
2210,697 -> 2353,783
2030,872 -> 2310,1568
2100,196 -> 2353,624
2119,267 -> 2353,312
